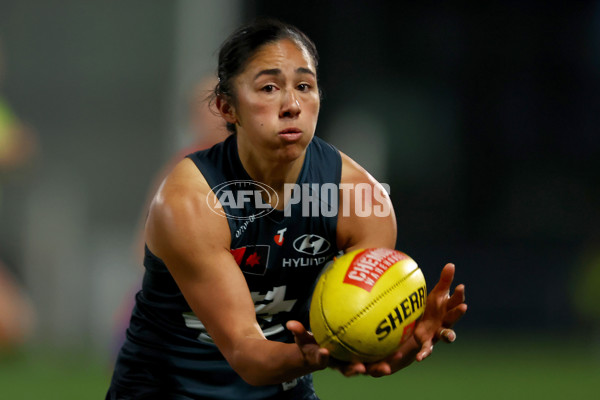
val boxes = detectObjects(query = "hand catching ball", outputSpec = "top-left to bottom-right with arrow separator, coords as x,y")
309,248 -> 426,362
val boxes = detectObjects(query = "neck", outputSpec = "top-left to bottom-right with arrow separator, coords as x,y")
238,147 -> 306,192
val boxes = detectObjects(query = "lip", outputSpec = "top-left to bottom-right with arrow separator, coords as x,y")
278,128 -> 303,141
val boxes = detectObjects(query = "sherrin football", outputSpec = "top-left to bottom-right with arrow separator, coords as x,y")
309,248 -> 426,362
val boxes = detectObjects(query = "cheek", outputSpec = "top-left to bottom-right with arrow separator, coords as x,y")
253,102 -> 275,116
305,97 -> 321,119
236,96 -> 272,127
244,96 -> 276,118
250,104 -> 276,129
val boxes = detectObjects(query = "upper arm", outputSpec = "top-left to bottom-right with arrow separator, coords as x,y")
145,159 -> 264,355
336,152 -> 397,252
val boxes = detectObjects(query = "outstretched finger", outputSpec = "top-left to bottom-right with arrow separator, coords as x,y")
431,263 -> 456,295
443,303 -> 468,326
446,284 -> 466,310
416,339 -> 434,362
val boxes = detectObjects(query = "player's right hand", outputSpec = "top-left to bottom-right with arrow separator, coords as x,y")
286,320 -> 330,371
286,321 -> 368,377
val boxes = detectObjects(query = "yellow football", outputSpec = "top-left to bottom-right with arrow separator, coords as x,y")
309,248 -> 427,362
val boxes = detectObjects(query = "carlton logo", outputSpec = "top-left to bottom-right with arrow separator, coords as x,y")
293,234 -> 331,256
207,180 -> 279,221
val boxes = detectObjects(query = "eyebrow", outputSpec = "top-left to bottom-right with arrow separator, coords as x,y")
253,67 -> 316,80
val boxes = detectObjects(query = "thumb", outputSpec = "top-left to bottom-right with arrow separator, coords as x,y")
286,320 -> 310,342
286,320 -> 329,368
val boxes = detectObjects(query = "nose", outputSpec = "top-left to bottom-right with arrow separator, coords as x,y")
280,90 -> 301,118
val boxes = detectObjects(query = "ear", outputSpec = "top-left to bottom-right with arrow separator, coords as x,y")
215,96 -> 237,125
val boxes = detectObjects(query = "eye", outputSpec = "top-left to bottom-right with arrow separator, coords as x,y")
262,84 -> 276,93
297,83 -> 311,92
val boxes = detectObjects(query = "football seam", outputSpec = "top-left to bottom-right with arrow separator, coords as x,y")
329,265 -> 421,339
317,277 -> 377,360
317,272 -> 336,344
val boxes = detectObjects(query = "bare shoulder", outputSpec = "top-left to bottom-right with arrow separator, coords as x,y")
148,158 -> 211,230
145,158 -> 230,261
339,151 -> 391,204
337,151 -> 397,252
151,157 -> 211,213
340,151 -> 379,185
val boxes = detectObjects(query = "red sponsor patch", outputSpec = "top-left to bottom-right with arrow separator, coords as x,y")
230,247 -> 246,265
230,245 -> 270,275
343,248 -> 407,292
274,234 -> 284,246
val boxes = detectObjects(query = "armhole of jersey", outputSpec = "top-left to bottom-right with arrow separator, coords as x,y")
185,149 -> 238,237
311,137 -> 342,250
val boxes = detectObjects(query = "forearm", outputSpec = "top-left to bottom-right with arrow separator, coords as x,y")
228,337 -> 321,386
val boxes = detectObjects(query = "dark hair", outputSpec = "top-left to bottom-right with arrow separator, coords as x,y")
213,19 -> 320,134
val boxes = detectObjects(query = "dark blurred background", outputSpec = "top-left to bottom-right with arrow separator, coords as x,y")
1,0 -> 599,365
246,1 -> 600,336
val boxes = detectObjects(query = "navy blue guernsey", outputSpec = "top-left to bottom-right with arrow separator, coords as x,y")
107,135 -> 342,400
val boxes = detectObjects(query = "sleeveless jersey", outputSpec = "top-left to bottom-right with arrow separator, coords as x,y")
107,135 -> 342,400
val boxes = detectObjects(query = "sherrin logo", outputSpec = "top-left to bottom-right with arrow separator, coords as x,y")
375,286 -> 426,341
207,180 -> 279,221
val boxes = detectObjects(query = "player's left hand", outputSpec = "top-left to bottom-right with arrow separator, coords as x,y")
412,263 -> 467,360
364,263 -> 467,377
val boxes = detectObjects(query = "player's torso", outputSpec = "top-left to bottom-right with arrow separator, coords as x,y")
121,135 -> 341,398
185,135 -> 342,342
226,208 -> 338,340
135,135 -> 342,347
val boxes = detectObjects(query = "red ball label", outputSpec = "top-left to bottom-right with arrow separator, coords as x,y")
343,248 -> 408,292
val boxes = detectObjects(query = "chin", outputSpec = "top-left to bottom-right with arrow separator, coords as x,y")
274,139 -> 310,163
277,146 -> 305,163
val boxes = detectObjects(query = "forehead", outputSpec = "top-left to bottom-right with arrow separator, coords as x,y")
243,39 -> 315,74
